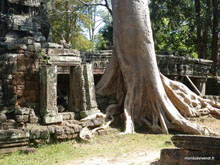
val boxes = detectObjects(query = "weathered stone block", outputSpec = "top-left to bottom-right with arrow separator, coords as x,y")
27,45 -> 35,52
29,116 -> 38,124
61,112 -> 75,121
73,124 -> 82,133
82,120 -> 94,128
17,61 -> 26,71
171,135 -> 220,151
25,57 -> 34,64
15,72 -> 25,79
17,97 -> 25,105
43,114 -> 63,124
40,129 -> 50,139
34,36 -> 46,42
16,89 -> 25,96
7,43 -> 27,50
15,107 -> 30,115
25,81 -> 38,90
15,115 -> 29,123
80,109 -> 100,119
54,126 -> 65,136
65,127 -> 75,134
17,54 -> 25,62
24,51 -> 35,58
16,78 -> 25,85
0,129 -> 29,140
0,114 -> 7,123
47,126 -> 56,134
34,43 -> 41,51
17,85 -> 25,90
30,129 -> 41,139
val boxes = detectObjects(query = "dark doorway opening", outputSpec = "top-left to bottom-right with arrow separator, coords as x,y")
94,74 -> 103,85
57,74 -> 70,112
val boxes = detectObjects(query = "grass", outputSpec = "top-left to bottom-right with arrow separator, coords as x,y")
0,116 -> 219,165
0,128 -> 173,165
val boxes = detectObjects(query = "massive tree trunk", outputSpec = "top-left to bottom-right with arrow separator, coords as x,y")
211,0 -> 219,75
96,0 -> 220,135
195,0 -> 202,59
201,0 -> 211,59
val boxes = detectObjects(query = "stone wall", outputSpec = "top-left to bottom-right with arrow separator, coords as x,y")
84,50 -> 212,79
0,37 -> 44,110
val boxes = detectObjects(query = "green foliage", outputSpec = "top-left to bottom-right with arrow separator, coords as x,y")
150,0 -> 197,57
96,22 -> 113,50
39,50 -> 50,64
47,0 -> 93,51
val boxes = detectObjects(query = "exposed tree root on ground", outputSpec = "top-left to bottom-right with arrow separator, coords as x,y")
79,112 -> 114,141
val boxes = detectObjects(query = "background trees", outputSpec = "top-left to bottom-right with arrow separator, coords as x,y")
46,0 -> 219,75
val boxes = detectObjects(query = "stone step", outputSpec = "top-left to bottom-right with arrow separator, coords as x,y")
0,138 -> 28,144
0,141 -> 28,148
0,129 -> 29,140
0,146 -> 27,154
1,121 -> 18,130
160,148 -> 220,165
60,112 -> 75,121
171,134 -> 220,151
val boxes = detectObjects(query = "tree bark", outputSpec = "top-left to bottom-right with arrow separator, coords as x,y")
195,0 -> 202,58
96,0 -> 220,135
211,0 -> 219,75
201,0 -> 211,59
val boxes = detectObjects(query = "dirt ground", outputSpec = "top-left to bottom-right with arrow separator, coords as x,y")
63,116 -> 220,165
64,150 -> 160,165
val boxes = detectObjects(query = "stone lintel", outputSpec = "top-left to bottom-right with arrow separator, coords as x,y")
47,48 -> 80,56
49,56 -> 81,66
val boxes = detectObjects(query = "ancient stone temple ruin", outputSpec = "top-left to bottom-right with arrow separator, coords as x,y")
0,0 -> 219,154
0,0 -> 101,153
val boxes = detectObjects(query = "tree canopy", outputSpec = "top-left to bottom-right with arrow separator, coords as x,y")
46,0 -> 219,74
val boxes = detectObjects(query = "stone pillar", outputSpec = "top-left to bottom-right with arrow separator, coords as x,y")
69,64 -> 100,119
198,78 -> 207,95
83,64 -> 98,110
40,65 -> 62,124
69,65 -> 87,114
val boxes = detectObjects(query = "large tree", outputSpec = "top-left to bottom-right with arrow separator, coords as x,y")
96,0 -> 220,135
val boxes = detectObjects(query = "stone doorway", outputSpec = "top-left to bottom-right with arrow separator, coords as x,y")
39,48 -> 99,124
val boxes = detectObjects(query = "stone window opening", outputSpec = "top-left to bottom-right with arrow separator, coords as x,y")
100,62 -> 104,68
93,63 -> 98,68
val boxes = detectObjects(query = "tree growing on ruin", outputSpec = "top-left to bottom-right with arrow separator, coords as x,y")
96,0 -> 220,135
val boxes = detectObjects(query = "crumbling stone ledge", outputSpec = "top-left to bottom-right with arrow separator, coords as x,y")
0,118 -> 105,154
159,135 -> 220,165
